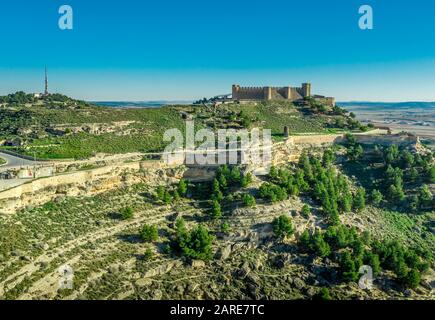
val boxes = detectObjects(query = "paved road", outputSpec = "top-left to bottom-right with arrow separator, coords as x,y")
0,152 -> 42,171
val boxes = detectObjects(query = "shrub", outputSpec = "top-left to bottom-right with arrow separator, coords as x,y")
178,179 -> 188,196
301,204 -> 311,218
272,215 -> 294,239
402,268 -> 421,289
241,173 -> 253,187
313,287 -> 332,300
140,224 -> 159,242
259,183 -> 288,203
176,224 -> 214,261
242,194 -> 256,207
221,221 -> 231,234
312,231 -> 331,257
143,248 -> 154,260
353,188 -> 366,211
340,251 -> 359,282
211,200 -> 222,219
120,207 -> 134,220
370,189 -> 383,205
428,166 -> 435,183
363,252 -> 381,277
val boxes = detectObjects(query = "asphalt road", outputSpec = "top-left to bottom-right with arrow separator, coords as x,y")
0,152 -> 41,171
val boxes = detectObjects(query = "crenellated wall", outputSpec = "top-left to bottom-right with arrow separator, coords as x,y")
232,83 -> 309,101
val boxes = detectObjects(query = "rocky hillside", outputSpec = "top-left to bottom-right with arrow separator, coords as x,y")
0,146 -> 433,300
0,92 -> 366,160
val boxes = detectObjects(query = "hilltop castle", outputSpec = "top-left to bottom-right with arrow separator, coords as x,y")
232,83 -> 335,106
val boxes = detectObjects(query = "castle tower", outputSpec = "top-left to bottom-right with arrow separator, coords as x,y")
263,87 -> 272,100
232,84 -> 240,100
44,67 -> 49,96
284,87 -> 293,100
301,83 -> 311,98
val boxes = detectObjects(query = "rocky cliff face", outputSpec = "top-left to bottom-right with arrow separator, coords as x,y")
0,161 -> 185,214
0,133 -> 421,215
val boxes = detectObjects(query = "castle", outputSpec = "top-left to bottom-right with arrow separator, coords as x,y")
232,83 -> 335,106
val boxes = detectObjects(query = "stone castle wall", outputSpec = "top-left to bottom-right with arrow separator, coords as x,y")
232,84 -> 310,101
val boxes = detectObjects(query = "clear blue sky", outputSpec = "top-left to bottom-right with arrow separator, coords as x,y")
0,0 -> 434,101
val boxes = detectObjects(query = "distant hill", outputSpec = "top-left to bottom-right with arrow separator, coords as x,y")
91,101 -> 193,108
338,101 -> 435,109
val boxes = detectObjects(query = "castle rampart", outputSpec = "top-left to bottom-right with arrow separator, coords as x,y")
232,83 -> 334,106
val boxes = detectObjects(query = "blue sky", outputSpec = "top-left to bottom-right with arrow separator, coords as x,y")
0,0 -> 434,101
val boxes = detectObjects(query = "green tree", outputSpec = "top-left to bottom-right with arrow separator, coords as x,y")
178,179 -> 188,196
301,204 -> 311,218
401,151 -> 414,168
364,252 -> 381,277
428,166 -> 435,183
370,189 -> 383,205
156,186 -> 165,200
353,188 -> 366,211
340,192 -> 353,213
387,185 -> 405,202
242,194 -> 256,207
340,251 -> 359,282
312,231 -> 331,257
408,195 -> 420,212
409,167 -> 419,182
402,269 -> 421,289
240,173 -> 253,187
211,200 -> 222,219
140,224 -> 159,242
272,215 -> 294,240
419,184 -> 432,206
298,230 -> 311,250
163,191 -> 173,204
177,225 -> 214,261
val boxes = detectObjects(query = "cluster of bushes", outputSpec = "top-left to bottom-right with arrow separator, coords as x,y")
360,144 -> 434,211
154,179 -> 188,204
210,165 -> 253,218
298,224 -> 429,288
380,146 -> 434,211
0,91 -> 36,104
263,151 -> 367,224
172,218 -> 214,261
345,134 -> 364,161
259,183 -> 288,203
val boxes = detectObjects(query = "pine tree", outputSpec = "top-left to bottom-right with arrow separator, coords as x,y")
370,189 -> 383,205
178,179 -> 188,196
353,188 -> 366,211
301,204 -> 311,218
272,215 -> 294,240
211,200 -> 222,219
